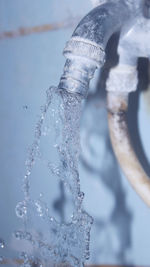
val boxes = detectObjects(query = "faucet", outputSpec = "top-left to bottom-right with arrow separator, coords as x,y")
58,0 -> 150,207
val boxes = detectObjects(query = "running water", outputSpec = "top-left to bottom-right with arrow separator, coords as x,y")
15,86 -> 93,267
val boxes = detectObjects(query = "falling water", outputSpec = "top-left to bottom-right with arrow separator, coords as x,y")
15,86 -> 93,267
0,238 -> 5,263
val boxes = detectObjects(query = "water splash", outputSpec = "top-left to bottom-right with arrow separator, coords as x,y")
20,252 -> 32,267
0,256 -> 3,263
15,201 -> 27,219
0,239 -> 5,265
15,86 -> 93,266
0,239 -> 5,249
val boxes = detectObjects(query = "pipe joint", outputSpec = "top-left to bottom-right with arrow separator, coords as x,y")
58,37 -> 105,98
106,64 -> 138,93
63,37 -> 105,68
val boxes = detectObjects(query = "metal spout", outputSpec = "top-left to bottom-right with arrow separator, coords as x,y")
58,0 -> 132,97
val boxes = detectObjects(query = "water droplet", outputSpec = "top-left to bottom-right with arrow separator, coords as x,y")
78,192 -> 84,200
24,232 -> 32,241
35,202 -> 43,216
14,231 -> 32,242
33,258 -> 43,267
0,239 -> 5,248
34,200 -> 48,217
14,230 -> 23,240
15,201 -> 27,218
26,170 -> 31,176
20,252 -> 31,267
20,252 -> 28,260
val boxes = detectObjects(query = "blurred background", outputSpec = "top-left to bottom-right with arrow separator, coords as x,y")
1,0 -> 150,265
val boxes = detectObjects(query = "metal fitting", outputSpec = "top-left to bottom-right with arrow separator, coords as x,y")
58,38 -> 105,97
58,0 -> 131,98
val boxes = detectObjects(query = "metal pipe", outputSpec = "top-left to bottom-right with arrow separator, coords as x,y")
58,0 -> 132,97
107,92 -> 150,207
106,14 -> 150,207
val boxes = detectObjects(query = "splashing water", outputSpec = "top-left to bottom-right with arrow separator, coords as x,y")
15,86 -> 93,266
0,238 -> 4,263
0,239 -> 5,249
0,256 -> 3,263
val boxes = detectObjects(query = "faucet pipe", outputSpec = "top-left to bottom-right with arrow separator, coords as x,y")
58,0 -> 150,207
107,91 -> 150,207
58,0 -> 131,98
106,15 -> 150,207
106,66 -> 150,207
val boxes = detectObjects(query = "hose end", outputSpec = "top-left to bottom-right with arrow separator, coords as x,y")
58,37 -> 105,98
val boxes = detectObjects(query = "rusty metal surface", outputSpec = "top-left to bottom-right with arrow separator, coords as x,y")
107,92 -> 150,207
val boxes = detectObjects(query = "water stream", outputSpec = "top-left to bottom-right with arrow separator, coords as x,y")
14,87 -> 93,267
